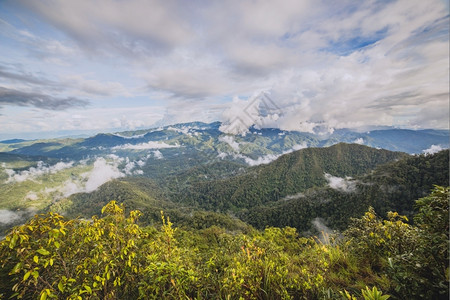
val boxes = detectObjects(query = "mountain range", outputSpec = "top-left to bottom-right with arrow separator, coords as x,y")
0,122 -> 448,235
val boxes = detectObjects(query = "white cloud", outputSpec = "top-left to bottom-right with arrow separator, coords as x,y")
422,144 -> 444,155
122,157 -> 146,175
325,173 -> 356,192
51,157 -> 125,197
242,154 -> 281,167
0,0 -> 448,138
0,209 -> 22,224
312,217 -> 333,235
25,191 -> 39,201
153,150 -> 164,159
324,173 -> 356,192
112,141 -> 180,150
219,135 -> 240,152
5,161 -> 74,183
83,157 -> 124,193
353,138 -> 364,145
231,143 -> 307,166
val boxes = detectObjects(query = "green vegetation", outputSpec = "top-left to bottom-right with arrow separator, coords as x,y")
175,144 -> 407,211
0,186 -> 448,299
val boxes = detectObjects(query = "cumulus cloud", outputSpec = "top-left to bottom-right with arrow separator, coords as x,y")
1,0 -> 448,137
324,173 -> 356,192
112,141 -> 180,150
5,161 -> 75,183
422,144 -> 444,155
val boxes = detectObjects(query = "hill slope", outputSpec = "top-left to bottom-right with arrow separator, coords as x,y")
174,143 -> 407,211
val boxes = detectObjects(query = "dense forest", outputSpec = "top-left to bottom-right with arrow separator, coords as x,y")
1,143 -> 448,299
45,146 -> 448,236
0,186 -> 448,299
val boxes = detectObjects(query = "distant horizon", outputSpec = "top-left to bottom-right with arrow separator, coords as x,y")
0,120 -> 448,142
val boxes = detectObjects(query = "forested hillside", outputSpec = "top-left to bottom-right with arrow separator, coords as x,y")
36,145 -> 448,236
174,143 -> 407,211
1,187 -> 448,299
241,150 -> 449,233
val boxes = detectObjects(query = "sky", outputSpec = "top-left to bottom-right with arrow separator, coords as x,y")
0,0 -> 448,139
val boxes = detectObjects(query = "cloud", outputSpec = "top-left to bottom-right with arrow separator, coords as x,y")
220,143 -> 307,166
0,209 -> 22,224
5,161 -> 75,183
219,135 -> 240,152
312,217 -> 333,235
0,87 -> 89,110
83,157 -> 124,192
353,138 -> 364,145
153,150 -> 163,159
112,141 -> 180,150
422,144 -> 444,155
18,0 -> 193,55
0,207 -> 37,225
1,0 -> 448,136
0,64 -> 57,87
122,157 -> 146,175
324,173 -> 356,192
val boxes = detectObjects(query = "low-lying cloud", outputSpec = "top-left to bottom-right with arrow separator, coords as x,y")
324,173 -> 356,192
218,143 -> 308,166
219,135 -> 241,152
0,207 -> 37,225
5,161 -> 75,183
112,141 -> 180,150
0,209 -> 22,224
422,144 -> 444,155
83,157 -> 124,192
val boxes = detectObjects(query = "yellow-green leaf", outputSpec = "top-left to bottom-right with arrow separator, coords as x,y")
40,291 -> 47,300
23,271 -> 31,281
33,256 -> 39,264
85,285 -> 92,294
37,248 -> 50,256
58,281 -> 64,292
10,262 -> 22,274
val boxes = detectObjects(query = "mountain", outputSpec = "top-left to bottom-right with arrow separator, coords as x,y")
0,122 -> 448,235
242,149 -> 449,233
172,143 -> 408,211
0,139 -> 28,144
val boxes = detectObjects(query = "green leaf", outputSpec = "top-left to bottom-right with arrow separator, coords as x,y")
10,262 -> 22,275
33,256 -> 39,264
32,270 -> 39,279
85,285 -> 92,294
9,234 -> 18,249
58,281 -> 64,292
37,248 -> 50,256
40,291 -> 47,300
23,271 -> 31,281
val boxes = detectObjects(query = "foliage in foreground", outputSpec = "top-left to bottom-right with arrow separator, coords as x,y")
0,186 -> 448,299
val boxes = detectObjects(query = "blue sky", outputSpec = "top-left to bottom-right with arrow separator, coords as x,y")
0,0 -> 448,139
